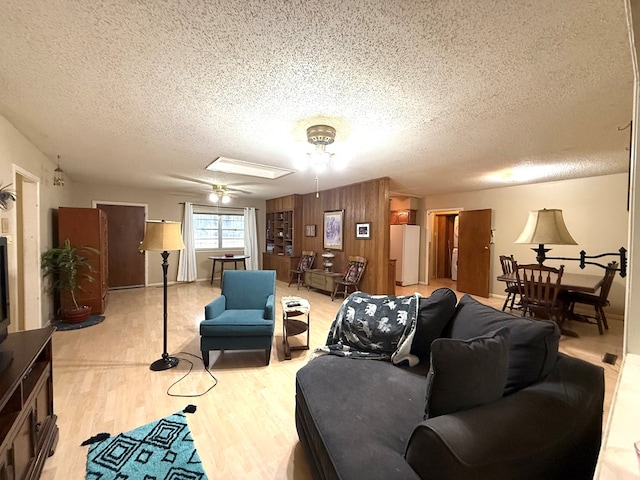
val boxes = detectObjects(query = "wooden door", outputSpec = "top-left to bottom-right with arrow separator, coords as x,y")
457,209 -> 492,297
97,204 -> 145,289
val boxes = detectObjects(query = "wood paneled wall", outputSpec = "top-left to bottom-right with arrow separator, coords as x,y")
299,177 -> 392,295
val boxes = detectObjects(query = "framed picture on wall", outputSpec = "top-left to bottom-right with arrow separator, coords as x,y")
305,224 -> 316,237
323,210 -> 344,250
356,222 -> 371,239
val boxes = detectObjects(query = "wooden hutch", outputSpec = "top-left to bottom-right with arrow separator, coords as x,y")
263,194 -> 303,281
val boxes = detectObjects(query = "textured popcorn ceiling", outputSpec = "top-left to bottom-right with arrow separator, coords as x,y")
0,0 -> 633,200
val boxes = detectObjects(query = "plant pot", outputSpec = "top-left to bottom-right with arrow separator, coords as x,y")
62,305 -> 91,324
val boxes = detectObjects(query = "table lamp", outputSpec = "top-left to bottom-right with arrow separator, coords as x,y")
139,220 -> 185,371
515,209 -> 577,265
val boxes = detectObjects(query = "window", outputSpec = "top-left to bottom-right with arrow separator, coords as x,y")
193,212 -> 244,249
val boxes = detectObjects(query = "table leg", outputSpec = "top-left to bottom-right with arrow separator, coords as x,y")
210,260 -> 217,285
283,314 -> 291,360
219,262 -> 225,286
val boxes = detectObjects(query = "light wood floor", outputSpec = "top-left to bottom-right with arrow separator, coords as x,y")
41,278 -> 623,480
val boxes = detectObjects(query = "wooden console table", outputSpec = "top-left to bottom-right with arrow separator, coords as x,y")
0,326 -> 58,480
305,269 -> 342,296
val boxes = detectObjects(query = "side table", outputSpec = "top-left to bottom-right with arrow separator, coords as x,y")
281,296 -> 311,360
209,255 -> 249,286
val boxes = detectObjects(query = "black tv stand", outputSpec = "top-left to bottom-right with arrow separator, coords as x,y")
0,327 -> 58,479
0,351 -> 12,375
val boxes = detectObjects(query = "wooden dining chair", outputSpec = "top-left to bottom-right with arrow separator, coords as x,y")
288,251 -> 316,289
563,262 -> 617,335
499,254 -> 521,311
332,256 -> 367,301
515,263 -> 565,328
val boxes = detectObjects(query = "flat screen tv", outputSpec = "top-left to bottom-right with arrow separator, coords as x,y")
0,236 -> 11,373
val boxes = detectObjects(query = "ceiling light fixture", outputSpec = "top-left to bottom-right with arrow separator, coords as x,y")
209,185 -> 231,204
306,124 -> 336,198
53,155 -> 65,187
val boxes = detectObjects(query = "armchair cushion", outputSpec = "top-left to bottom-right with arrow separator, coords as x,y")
200,309 -> 274,336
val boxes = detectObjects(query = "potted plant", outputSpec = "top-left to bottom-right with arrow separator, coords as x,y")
41,239 -> 101,323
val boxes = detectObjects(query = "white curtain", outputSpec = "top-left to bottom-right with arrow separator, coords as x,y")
177,202 -> 198,282
244,207 -> 260,270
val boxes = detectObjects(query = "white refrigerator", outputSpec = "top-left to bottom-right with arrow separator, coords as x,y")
390,224 -> 420,286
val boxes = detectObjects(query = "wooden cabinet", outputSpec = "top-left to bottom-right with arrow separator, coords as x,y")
265,195 -> 302,281
0,327 -> 58,480
263,254 -> 300,283
390,209 -> 417,225
305,270 -> 342,296
58,207 -> 109,314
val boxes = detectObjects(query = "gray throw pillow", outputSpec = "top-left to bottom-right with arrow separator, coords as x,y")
425,327 -> 510,419
446,294 -> 560,394
410,287 -> 458,362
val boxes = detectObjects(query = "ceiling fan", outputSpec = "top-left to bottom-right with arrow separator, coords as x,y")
170,175 -> 254,201
209,184 -> 233,204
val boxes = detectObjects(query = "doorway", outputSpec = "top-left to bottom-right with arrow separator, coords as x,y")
94,202 -> 147,289
426,208 -> 461,287
425,207 -> 492,297
13,166 -> 41,331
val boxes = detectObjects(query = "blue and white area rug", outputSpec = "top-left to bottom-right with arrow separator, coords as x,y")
84,406 -> 208,479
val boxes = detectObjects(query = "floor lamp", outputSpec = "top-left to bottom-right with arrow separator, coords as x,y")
139,220 -> 185,371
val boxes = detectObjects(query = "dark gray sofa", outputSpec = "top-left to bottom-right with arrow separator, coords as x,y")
295,292 -> 604,480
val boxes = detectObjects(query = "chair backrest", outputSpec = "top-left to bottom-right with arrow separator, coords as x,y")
222,270 -> 276,310
499,254 -> 517,286
515,263 -> 564,310
297,251 -> 316,271
342,255 -> 367,284
598,262 -> 618,305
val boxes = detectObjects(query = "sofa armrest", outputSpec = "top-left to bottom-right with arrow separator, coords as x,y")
405,354 -> 603,480
264,294 -> 275,320
204,296 -> 226,319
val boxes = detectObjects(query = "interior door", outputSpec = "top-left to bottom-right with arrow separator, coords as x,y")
457,209 -> 492,297
96,204 -> 145,289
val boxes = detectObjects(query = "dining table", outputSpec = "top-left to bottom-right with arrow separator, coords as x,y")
209,255 -> 250,286
496,270 -> 604,337
496,271 -> 604,294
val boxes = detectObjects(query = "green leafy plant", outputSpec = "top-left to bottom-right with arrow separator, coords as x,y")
41,239 -> 101,310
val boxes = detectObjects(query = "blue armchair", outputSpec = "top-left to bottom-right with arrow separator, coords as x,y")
200,270 -> 276,367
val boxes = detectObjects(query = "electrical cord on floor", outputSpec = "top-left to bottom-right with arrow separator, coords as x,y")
165,352 -> 218,398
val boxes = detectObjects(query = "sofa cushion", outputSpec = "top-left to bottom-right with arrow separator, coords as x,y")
296,355 -> 424,480
425,327 -> 510,419
411,287 -> 458,363
445,294 -> 560,394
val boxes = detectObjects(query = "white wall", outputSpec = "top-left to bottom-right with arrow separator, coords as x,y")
423,173 -> 629,314
0,114 -> 71,329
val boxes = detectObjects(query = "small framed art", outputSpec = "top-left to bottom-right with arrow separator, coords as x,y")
356,222 -> 371,239
305,224 -> 316,237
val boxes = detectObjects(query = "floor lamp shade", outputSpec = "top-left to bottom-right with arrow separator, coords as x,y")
515,209 -> 577,264
140,220 -> 185,371
139,220 -> 185,251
